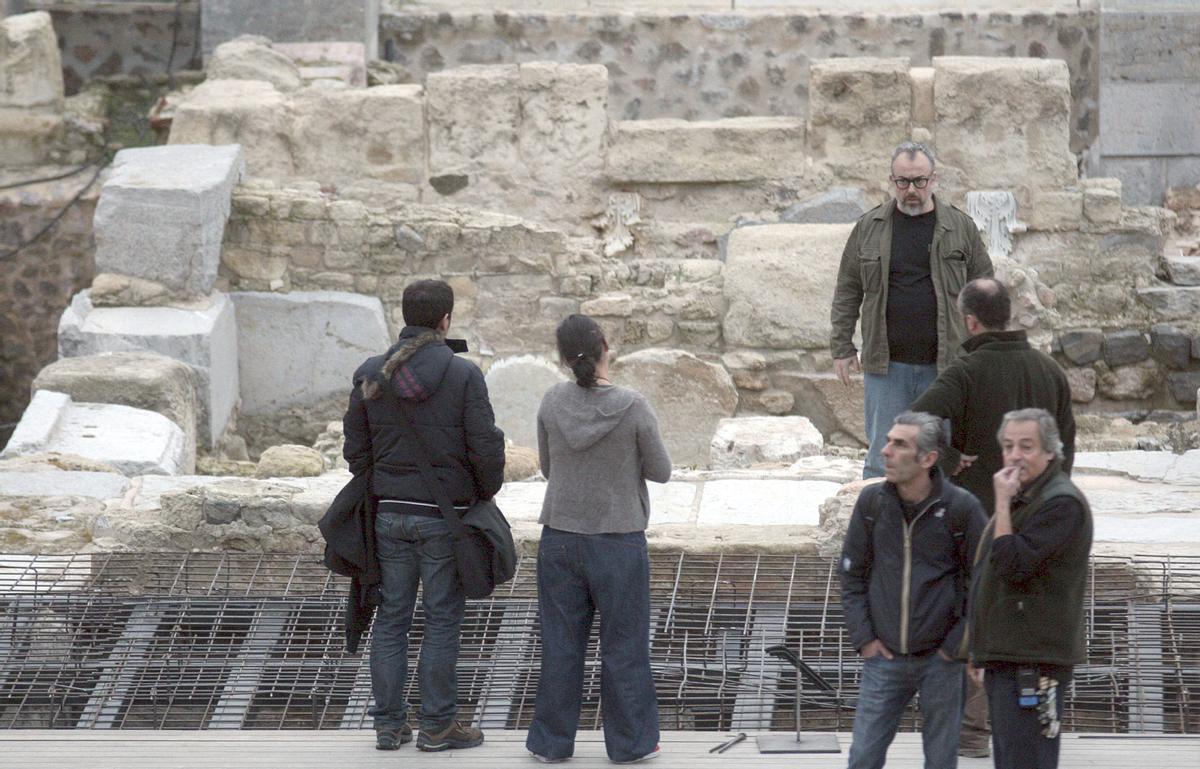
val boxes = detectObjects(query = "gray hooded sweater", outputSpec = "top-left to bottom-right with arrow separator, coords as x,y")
537,381 -> 672,534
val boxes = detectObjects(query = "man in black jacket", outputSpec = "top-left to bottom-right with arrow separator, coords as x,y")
910,277 -> 1075,756
840,411 -> 987,769
343,279 -> 505,752
968,409 -> 1092,769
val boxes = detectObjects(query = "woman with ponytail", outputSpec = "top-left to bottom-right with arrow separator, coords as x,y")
526,314 -> 671,765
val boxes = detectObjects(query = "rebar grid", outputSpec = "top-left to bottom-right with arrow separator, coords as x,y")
1,552 -> 1197,732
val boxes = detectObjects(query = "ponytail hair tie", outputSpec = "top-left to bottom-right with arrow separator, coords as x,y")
575,352 -> 585,360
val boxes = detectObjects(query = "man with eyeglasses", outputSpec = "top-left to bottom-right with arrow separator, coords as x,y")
831,141 -> 992,480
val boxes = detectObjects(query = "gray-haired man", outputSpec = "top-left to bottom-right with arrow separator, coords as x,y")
830,142 -> 993,479
840,411 -> 987,769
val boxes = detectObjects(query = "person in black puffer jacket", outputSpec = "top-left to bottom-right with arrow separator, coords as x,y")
343,279 -> 505,753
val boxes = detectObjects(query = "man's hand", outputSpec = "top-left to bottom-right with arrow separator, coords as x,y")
954,454 -> 977,475
860,639 -> 894,660
967,662 -> 985,685
993,465 -> 1021,506
834,355 -> 861,386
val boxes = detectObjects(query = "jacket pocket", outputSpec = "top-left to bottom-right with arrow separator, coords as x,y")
942,249 -> 968,295
859,250 -> 883,294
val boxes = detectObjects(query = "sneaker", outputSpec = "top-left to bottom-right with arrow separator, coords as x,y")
375,723 -> 412,750
530,751 -> 569,763
613,746 -> 660,764
959,744 -> 991,758
417,720 -> 484,752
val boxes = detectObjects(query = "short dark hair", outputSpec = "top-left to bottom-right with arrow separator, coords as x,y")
958,278 -> 1010,331
402,279 -> 454,329
555,314 -> 606,388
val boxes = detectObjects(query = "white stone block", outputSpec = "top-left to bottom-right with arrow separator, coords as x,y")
696,479 -> 840,527
484,356 -> 567,451
229,291 -> 389,416
0,12 -> 64,111
607,117 -> 807,183
0,471 -> 130,500
93,144 -> 245,298
2,391 -> 187,476
58,291 -> 239,449
710,416 -> 824,470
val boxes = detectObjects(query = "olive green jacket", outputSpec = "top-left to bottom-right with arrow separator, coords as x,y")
830,197 -> 993,375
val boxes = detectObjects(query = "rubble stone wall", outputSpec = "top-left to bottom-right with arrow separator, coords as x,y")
379,8 -> 1100,155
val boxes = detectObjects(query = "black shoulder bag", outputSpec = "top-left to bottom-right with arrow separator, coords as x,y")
392,399 -> 517,599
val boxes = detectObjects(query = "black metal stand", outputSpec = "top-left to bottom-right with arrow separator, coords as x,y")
755,638 -> 842,754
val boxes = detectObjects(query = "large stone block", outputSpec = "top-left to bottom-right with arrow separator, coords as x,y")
58,291 -> 239,449
93,145 -> 245,299
170,80 -> 296,178
291,85 -> 425,184
1100,82 -> 1200,157
207,35 -> 303,92
1098,156 -> 1166,206
32,352 -> 198,475
710,416 -> 823,470
426,65 -> 521,184
723,223 -> 854,350
0,470 -> 129,500
519,61 -> 608,186
2,391 -> 187,476
776,372 -> 868,447
611,348 -> 738,468
0,12 -> 63,111
933,57 -> 1076,198
1137,286 -> 1200,321
229,291 -> 389,417
1101,11 -> 1200,83
484,355 -> 566,451
201,0 -> 381,59
808,58 -> 912,187
607,117 -> 806,183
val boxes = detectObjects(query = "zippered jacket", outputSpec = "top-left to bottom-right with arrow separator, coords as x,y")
840,469 -> 987,657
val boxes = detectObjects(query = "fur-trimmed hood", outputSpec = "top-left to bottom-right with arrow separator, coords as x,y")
361,326 -> 451,402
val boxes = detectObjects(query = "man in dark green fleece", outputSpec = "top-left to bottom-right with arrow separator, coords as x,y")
967,408 -> 1092,769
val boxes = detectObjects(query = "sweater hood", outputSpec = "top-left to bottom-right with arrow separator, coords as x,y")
361,326 -> 452,402
548,382 -> 639,451
961,329 -> 1030,354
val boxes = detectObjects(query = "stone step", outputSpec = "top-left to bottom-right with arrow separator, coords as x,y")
1164,253 -> 1200,286
1136,284 -> 1200,320
1,391 -> 187,476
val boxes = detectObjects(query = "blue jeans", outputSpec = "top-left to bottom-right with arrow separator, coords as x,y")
847,652 -> 963,769
369,513 -> 464,732
863,361 -> 938,478
526,527 -> 659,762
986,665 -> 1072,769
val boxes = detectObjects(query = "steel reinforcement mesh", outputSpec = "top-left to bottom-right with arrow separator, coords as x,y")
0,552 -> 1197,731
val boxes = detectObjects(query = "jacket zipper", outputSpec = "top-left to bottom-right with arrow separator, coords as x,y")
899,498 -> 941,655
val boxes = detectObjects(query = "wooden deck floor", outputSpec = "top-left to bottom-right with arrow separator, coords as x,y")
2,730 -> 1198,768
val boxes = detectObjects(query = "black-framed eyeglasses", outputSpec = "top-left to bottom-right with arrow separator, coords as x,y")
891,176 -> 931,189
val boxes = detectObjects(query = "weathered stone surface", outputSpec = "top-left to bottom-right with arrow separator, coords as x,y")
1028,190 -> 1083,231
201,0 -> 381,59
611,348 -> 738,468
89,273 -> 174,307
1167,371 -> 1200,404
1137,286 -> 1200,321
1150,324 -> 1192,370
758,388 -> 795,415
291,85 -> 425,184
778,373 -> 868,447
697,478 -> 839,527
505,444 -> 540,482
724,223 -> 852,349
207,35 -> 303,92
780,188 -> 872,224
1100,82 -> 1200,156
910,66 -> 935,126
484,356 -> 567,451
519,61 -> 608,186
58,291 -> 239,449
934,57 -> 1075,198
1098,361 -> 1160,400
1103,329 -> 1150,367
0,470 -> 129,500
710,416 -> 823,470
1065,367 -> 1097,403
2,391 -> 187,476
230,291 -> 389,417
255,444 -> 326,478
33,352 -> 198,475
1164,255 -> 1200,286
93,145 -> 245,298
1058,329 -> 1104,365
170,80 -> 296,178
0,12 -> 63,111
607,117 -> 806,183
275,41 -> 368,88
808,57 -> 911,187
1083,179 -> 1123,224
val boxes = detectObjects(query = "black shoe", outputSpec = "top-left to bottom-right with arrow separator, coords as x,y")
375,723 -> 413,750
417,720 -> 484,751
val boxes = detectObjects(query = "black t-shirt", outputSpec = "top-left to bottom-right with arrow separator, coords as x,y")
887,209 -> 938,364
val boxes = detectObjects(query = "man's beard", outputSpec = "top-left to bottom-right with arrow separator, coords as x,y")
896,196 -> 926,216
